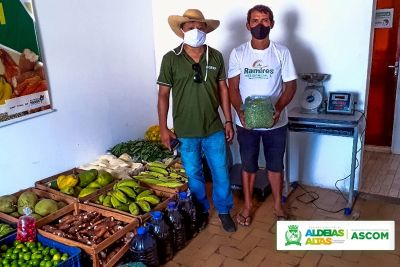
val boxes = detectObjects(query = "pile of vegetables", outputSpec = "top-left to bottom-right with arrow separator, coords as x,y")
109,140 -> 172,162
243,95 -> 275,129
41,211 -> 126,246
47,169 -> 115,199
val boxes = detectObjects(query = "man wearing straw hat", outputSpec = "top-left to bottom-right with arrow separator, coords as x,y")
157,9 -> 236,232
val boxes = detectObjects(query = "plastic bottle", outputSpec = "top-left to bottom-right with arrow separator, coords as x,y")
165,201 -> 186,252
129,226 -> 159,267
148,211 -> 173,264
177,191 -> 197,240
16,207 -> 36,242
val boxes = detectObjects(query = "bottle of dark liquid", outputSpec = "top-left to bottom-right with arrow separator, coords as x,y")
129,226 -> 159,267
165,201 -> 186,252
148,211 -> 173,265
177,191 -> 197,240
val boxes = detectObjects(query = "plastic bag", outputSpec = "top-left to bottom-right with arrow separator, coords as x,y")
243,95 -> 275,129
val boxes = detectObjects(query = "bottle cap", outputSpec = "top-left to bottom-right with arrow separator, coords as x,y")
151,211 -> 162,220
178,192 -> 187,199
167,201 -> 176,210
137,226 -> 147,235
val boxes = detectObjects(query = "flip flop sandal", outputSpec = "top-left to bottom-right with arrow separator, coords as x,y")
236,213 -> 252,226
274,212 -> 289,221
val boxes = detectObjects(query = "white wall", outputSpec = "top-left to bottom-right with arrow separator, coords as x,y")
0,0 -> 158,195
152,0 -> 374,191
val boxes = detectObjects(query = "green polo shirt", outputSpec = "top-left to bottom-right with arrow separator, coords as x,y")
157,45 -> 226,138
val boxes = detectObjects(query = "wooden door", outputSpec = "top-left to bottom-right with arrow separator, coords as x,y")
366,0 -> 400,146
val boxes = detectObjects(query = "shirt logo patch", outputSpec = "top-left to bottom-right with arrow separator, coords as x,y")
206,65 -> 217,70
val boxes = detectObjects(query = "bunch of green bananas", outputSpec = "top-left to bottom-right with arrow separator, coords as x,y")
132,161 -> 188,188
95,179 -> 161,216
0,76 -> 12,105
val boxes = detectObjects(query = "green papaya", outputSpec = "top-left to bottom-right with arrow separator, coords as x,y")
97,170 -> 114,186
78,169 -> 98,187
78,187 -> 97,198
86,181 -> 102,189
60,186 -> 75,196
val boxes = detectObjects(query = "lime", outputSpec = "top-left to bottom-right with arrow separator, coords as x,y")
41,248 -> 49,256
39,261 -> 45,267
0,245 -> 7,251
31,259 -> 40,266
10,254 -> 17,261
43,255 -> 51,261
15,244 -> 24,250
12,241 -> 21,247
4,252 -> 12,259
44,260 -> 52,267
49,249 -> 57,256
51,253 -> 60,262
11,248 -> 19,254
60,253 -> 68,261
23,252 -> 31,261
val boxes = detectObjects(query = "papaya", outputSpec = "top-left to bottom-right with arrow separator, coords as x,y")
97,170 -> 114,186
78,187 -> 97,198
57,174 -> 79,190
78,169 -> 98,187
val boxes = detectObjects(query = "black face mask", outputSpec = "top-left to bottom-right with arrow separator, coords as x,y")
250,24 -> 270,40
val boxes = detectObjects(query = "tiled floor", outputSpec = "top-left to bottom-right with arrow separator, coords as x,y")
360,150 -> 400,198
164,180 -> 400,266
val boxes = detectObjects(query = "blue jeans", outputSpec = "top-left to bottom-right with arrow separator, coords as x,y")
178,130 -> 233,214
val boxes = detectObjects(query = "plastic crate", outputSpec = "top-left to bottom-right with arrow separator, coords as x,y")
0,232 -> 81,267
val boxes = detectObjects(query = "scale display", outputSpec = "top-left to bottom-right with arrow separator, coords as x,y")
326,92 -> 354,114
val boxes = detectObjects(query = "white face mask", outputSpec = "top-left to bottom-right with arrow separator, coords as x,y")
182,28 -> 206,48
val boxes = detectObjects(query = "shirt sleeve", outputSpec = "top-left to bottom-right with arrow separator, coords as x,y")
281,48 -> 297,82
157,54 -> 173,87
228,48 -> 241,79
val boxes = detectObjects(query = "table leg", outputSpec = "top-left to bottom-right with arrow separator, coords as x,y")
345,125 -> 359,215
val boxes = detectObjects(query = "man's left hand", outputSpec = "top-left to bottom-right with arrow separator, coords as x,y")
225,123 -> 234,143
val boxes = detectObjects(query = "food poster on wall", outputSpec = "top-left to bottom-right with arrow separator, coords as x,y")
0,0 -> 52,127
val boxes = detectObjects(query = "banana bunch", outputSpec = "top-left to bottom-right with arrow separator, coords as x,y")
0,76 -> 12,105
132,161 -> 188,189
95,179 -> 161,216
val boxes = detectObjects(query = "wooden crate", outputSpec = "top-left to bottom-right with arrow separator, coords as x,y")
34,168 -> 117,203
0,187 -> 77,227
83,185 -> 177,224
38,203 -> 139,267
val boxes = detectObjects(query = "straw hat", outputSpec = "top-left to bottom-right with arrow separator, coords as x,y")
168,9 -> 220,38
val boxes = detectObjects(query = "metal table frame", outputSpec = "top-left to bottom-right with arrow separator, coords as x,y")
284,107 -> 363,215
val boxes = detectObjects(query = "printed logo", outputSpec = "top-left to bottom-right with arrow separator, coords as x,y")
285,225 -> 302,246
244,59 -> 274,79
206,65 -> 217,70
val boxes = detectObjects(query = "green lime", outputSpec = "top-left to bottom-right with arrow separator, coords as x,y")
12,241 -> 20,247
49,249 -> 57,256
44,261 -> 52,267
43,255 -> 51,261
39,261 -> 45,267
11,248 -> 19,254
23,252 -> 31,261
60,253 -> 68,261
10,263 -> 17,267
41,248 -> 49,256
0,245 -> 7,251
15,244 -> 24,250
52,260 -> 60,266
2,258 -> 8,265
10,254 -> 17,261
31,259 -> 40,266
4,252 -> 12,259
52,253 -> 60,262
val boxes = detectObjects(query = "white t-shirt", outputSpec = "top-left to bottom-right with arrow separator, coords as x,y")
228,41 -> 297,130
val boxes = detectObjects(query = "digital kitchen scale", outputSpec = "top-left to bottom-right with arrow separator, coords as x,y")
326,91 -> 354,114
299,73 -> 330,113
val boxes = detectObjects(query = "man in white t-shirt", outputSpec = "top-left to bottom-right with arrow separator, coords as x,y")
228,4 -> 297,226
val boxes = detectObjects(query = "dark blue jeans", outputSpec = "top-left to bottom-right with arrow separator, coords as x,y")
178,130 -> 233,214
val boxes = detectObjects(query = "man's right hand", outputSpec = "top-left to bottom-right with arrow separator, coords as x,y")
160,128 -> 177,150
